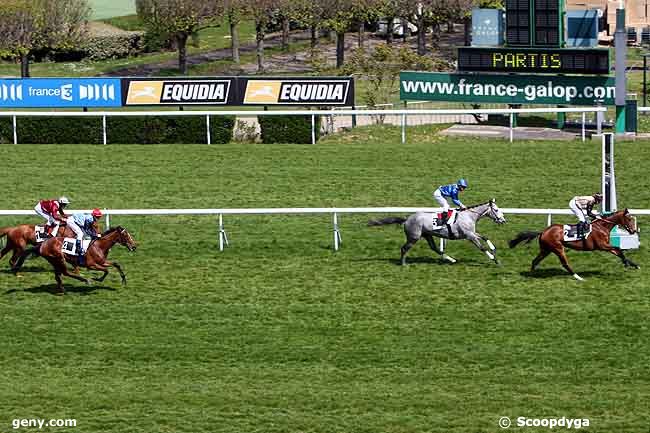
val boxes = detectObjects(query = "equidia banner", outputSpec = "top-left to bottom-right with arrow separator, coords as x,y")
0,78 -> 121,108
400,71 -> 615,105
122,78 -> 235,105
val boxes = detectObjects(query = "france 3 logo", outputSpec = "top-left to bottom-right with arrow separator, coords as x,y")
0,79 -> 121,108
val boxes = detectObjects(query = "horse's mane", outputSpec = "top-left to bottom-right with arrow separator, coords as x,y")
101,226 -> 124,236
462,201 -> 492,210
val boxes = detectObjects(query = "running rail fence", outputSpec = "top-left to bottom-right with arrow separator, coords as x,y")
1,207 -> 646,251
0,107 -> 607,145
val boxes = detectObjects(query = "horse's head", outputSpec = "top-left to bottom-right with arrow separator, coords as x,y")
615,208 -> 637,234
116,227 -> 137,252
488,198 -> 507,224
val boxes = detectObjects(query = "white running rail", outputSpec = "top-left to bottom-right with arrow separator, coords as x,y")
0,206 -> 645,251
0,106 -> 607,145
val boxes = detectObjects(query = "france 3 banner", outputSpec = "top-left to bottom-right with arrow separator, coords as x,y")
121,77 -> 236,106
238,77 -> 354,105
0,78 -> 121,108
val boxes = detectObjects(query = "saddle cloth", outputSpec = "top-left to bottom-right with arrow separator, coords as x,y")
35,223 -> 60,243
61,238 -> 92,256
563,224 -> 592,242
432,210 -> 458,228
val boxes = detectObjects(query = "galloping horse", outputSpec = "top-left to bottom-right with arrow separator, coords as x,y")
369,199 -> 507,265
12,226 -> 137,294
509,209 -> 639,281
0,223 -> 73,268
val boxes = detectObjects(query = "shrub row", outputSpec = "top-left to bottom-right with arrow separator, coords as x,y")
82,32 -> 145,61
0,115 -> 321,144
258,115 -> 321,144
0,116 -> 235,144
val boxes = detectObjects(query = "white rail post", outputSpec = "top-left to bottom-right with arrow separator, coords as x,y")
581,112 -> 586,142
218,213 -> 224,251
102,115 -> 107,145
12,115 -> 17,144
311,114 -> 316,145
401,113 -> 406,144
206,115 -> 211,145
440,238 -> 445,252
547,213 -> 552,226
333,212 -> 342,251
509,113 -> 514,143
105,210 -> 110,231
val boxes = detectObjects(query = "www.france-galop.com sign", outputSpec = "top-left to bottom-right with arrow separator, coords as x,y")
400,71 -> 615,105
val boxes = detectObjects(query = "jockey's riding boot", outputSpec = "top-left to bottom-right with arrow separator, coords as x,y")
76,240 -> 84,266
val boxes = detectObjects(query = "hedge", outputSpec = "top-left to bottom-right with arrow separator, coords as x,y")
82,32 -> 145,60
258,115 -> 321,144
0,116 -> 235,144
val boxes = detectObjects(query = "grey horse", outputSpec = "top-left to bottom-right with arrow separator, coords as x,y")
368,199 -> 507,265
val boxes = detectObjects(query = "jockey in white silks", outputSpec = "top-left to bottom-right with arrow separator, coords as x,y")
569,193 -> 602,238
65,208 -> 103,265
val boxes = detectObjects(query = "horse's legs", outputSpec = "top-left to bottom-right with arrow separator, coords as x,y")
476,233 -> 499,264
54,271 -> 65,295
531,248 -> 551,271
605,246 -> 640,269
111,261 -> 127,285
467,234 -> 498,264
553,247 -> 582,280
0,244 -> 11,261
400,237 -> 418,266
424,234 -> 456,263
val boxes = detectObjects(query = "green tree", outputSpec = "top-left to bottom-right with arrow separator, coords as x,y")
136,0 -> 224,75
225,0 -> 247,64
0,0 -> 90,78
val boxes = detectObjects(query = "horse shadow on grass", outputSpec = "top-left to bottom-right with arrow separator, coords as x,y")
520,269 -> 604,279
354,256 -> 488,267
5,283 -> 117,296
0,266 -> 48,274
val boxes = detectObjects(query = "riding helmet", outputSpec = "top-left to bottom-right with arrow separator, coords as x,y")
457,178 -> 468,188
92,208 -> 103,218
59,196 -> 70,205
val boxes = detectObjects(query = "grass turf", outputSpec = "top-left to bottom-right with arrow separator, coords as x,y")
1,126 -> 649,433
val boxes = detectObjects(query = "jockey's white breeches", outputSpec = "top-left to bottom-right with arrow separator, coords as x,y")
433,189 -> 449,211
66,217 -> 84,240
34,203 -> 56,225
569,198 -> 587,223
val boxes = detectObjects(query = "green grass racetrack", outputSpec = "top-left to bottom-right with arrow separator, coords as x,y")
1,127 -> 649,433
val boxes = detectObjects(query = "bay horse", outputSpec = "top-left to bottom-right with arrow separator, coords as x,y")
12,226 -> 137,294
509,209 -> 639,281
369,199 -> 507,265
0,223 -> 73,268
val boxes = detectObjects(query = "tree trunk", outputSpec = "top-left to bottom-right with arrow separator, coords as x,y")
256,23 -> 265,73
310,25 -> 318,49
20,52 -> 30,78
402,18 -> 409,42
464,16 -> 471,46
358,21 -> 365,48
386,17 -> 394,44
282,17 -> 289,51
417,17 -> 426,55
447,20 -> 454,33
230,18 -> 240,63
177,33 -> 188,75
336,31 -> 345,68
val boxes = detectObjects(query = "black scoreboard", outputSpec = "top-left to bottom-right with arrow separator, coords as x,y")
506,0 -> 561,47
457,47 -> 610,74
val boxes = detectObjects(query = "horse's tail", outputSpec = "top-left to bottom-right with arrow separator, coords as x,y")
509,231 -> 541,248
368,216 -> 407,226
12,245 -> 40,273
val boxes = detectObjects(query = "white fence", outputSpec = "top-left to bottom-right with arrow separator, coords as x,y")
0,106 -> 607,145
1,207 -> 646,251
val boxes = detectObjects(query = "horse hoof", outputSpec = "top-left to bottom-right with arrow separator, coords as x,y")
442,254 -> 457,264
573,273 -> 585,281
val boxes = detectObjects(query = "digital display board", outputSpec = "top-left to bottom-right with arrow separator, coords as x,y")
505,0 -> 531,46
457,47 -> 610,74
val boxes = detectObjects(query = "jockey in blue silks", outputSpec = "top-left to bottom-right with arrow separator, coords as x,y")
433,179 -> 468,225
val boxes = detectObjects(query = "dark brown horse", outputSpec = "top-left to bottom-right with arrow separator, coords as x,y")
12,226 -> 137,294
0,223 -> 73,268
509,209 -> 639,281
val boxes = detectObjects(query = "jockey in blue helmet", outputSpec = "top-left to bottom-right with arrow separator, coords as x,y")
433,178 -> 468,224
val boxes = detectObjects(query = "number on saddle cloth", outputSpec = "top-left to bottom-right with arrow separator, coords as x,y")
563,223 -> 592,242
35,223 -> 59,243
432,210 -> 456,228
61,238 -> 91,256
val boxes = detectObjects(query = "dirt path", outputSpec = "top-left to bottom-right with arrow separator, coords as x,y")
101,26 -> 464,76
